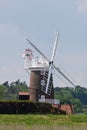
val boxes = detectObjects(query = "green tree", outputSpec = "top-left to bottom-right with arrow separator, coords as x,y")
0,85 -> 5,99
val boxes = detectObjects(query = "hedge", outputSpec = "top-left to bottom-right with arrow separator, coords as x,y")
0,100 -> 66,114
0,100 -> 52,114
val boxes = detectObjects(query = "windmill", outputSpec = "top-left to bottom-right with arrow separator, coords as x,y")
23,32 -> 75,103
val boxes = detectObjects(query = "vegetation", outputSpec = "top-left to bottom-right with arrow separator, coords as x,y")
54,86 -> 87,113
1,114 -> 87,125
0,114 -> 87,129
0,125 -> 87,130
0,80 -> 87,113
0,81 -> 87,129
0,79 -> 28,100
0,101 -> 58,114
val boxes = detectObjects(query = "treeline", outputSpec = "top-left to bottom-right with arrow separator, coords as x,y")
0,80 -> 87,112
54,86 -> 87,113
0,80 -> 28,100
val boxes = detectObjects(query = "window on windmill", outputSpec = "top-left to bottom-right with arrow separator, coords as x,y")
41,70 -> 45,75
26,54 -> 30,57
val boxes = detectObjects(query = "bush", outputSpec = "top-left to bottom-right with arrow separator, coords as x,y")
0,100 -> 52,114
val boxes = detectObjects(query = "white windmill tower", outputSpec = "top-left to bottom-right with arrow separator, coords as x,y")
23,32 -> 75,103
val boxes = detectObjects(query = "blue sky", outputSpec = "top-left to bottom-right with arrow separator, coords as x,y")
0,0 -> 87,87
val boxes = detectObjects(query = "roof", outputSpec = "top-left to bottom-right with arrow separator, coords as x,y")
60,104 -> 74,114
18,92 -> 29,96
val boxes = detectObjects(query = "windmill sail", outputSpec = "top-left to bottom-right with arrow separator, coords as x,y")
26,32 -> 76,96
45,32 -> 59,94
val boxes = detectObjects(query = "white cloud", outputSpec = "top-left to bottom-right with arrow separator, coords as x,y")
76,0 -> 87,13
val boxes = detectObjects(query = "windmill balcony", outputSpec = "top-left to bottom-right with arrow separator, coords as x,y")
24,57 -> 49,70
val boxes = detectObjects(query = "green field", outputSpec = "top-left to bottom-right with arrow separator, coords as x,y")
0,114 -> 87,130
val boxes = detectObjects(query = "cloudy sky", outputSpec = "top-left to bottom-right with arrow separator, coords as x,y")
0,0 -> 87,87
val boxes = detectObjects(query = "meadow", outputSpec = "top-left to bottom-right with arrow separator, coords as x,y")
0,114 -> 87,130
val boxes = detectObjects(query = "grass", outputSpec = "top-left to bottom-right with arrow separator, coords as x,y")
0,114 -> 87,129
0,124 -> 87,130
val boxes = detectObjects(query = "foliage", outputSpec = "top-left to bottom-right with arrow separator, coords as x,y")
0,124 -> 87,130
0,79 -> 28,100
0,80 -> 87,113
54,86 -> 87,113
0,114 -> 87,126
0,115 -> 87,130
0,100 -> 64,114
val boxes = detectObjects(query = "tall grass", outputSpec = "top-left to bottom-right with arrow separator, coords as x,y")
1,114 -> 87,125
0,124 -> 27,130
0,114 -> 87,130
31,125 -> 87,130
0,124 -> 87,130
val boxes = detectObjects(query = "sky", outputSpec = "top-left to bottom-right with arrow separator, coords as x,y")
0,0 -> 87,87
